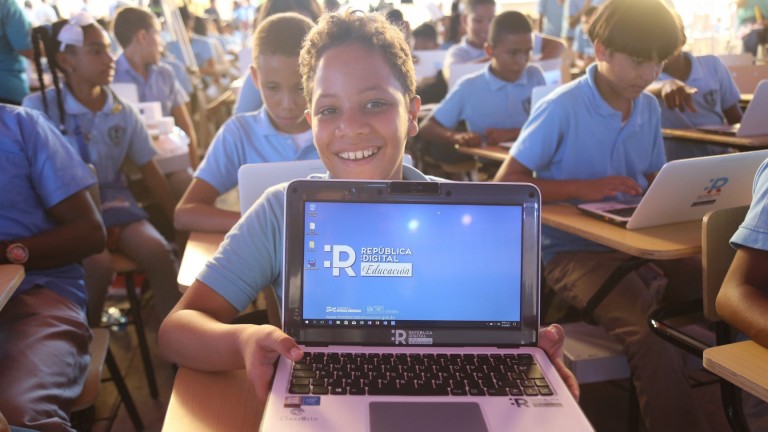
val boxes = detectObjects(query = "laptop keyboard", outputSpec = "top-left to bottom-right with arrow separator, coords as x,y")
288,352 -> 553,397
603,206 -> 637,218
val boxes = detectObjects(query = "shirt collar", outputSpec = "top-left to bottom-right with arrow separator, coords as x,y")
582,63 -> 623,117
62,85 -> 117,115
483,64 -> 529,91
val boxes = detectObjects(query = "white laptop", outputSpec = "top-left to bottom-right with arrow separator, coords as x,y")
577,150 -> 768,229
412,49 -> 447,81
238,160 -> 328,214
697,79 -> 768,137
260,180 -> 592,432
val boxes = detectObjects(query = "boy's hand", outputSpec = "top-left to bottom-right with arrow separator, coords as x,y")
660,79 -> 698,113
579,176 -> 643,201
452,131 -> 483,147
538,324 -> 580,401
485,128 -> 520,146
240,325 -> 303,400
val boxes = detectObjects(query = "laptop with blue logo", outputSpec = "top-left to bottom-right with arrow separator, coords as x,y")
577,150 -> 768,229
260,180 -> 592,432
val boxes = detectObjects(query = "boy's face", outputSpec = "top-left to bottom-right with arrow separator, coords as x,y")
306,43 -> 420,181
595,42 -> 665,101
142,27 -> 163,65
251,54 -> 308,134
486,33 -> 532,82
462,4 -> 495,47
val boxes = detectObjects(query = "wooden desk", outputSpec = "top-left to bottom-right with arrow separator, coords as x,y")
0,264 -> 24,311
454,144 -> 509,162
704,340 -> 768,403
542,204 -> 702,260
177,232 -> 225,292
163,368 -> 264,432
662,128 -> 768,150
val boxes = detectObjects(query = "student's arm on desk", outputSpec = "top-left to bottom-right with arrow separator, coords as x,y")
159,280 -> 303,400
174,178 -> 241,232
419,117 -> 483,148
716,246 -> 768,348
493,157 -> 643,202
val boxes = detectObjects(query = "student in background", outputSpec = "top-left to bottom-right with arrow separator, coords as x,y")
420,11 -> 545,163
24,13 -> 180,324
159,10 -> 579,402
112,6 -> 199,170
736,0 -> 768,57
174,13 -> 318,233
717,158 -> 768,431
442,0 -> 495,83
647,25 -> 742,161
571,5 -> 596,73
0,0 -> 33,105
233,0 -> 323,115
494,1 -> 712,430
412,22 -> 440,50
386,8 -> 412,45
538,0 -> 564,39
0,104 -> 105,431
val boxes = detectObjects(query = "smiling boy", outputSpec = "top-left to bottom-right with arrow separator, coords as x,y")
174,13 -> 318,233
494,0 -> 712,430
160,10 -> 578,403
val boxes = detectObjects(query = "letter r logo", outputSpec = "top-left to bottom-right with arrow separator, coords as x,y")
323,245 -> 356,276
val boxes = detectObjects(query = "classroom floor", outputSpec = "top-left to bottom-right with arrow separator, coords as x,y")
82,291 -> 734,432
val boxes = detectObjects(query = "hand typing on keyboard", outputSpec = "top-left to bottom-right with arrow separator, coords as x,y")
240,325 -> 304,400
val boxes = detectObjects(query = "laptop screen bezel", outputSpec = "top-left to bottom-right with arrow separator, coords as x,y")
282,180 -> 542,348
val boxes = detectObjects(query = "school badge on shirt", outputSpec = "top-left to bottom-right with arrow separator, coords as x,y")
108,125 -> 125,146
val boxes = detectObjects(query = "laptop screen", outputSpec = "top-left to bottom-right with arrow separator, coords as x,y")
282,180 -> 541,347
301,201 -> 523,328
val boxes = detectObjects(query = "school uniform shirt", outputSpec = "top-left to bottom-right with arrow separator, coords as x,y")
442,36 -> 486,78
538,0 -> 564,39
732,158 -> 768,251
656,53 -> 741,161
161,55 -> 194,95
433,63 -> 546,135
511,63 -> 666,262
194,108 -> 319,194
113,54 -> 190,117
22,86 -> 157,218
0,105 -> 96,309
233,72 -> 263,114
198,165 -> 435,311
166,35 -> 215,69
572,26 -> 594,58
0,0 -> 32,104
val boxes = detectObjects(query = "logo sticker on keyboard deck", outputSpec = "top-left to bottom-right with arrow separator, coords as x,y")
284,396 -> 321,408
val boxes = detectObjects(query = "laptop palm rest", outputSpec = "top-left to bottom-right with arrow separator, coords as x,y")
369,402 -> 489,432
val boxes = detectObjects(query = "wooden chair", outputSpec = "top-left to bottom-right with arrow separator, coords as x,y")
648,205 -> 751,431
71,328 -> 144,431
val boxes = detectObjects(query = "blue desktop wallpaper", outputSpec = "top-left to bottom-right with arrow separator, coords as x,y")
301,202 -> 523,322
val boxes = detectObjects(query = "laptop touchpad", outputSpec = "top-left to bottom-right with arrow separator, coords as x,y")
369,402 -> 489,432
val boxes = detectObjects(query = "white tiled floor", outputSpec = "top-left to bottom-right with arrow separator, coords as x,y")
86,294 -> 733,432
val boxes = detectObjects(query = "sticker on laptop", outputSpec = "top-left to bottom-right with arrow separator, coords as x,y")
691,177 -> 728,207
284,396 -> 321,408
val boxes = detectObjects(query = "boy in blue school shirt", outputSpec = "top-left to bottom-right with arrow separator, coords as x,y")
420,10 -> 546,163
538,0 -> 564,39
159,10 -> 580,403
717,157 -> 768,432
647,26 -> 742,161
0,104 -> 105,431
112,6 -> 198,167
174,13 -> 319,233
495,1 -> 712,430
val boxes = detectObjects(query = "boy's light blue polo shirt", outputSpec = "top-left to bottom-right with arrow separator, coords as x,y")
433,63 -> 546,135
161,55 -> 193,94
198,165 -> 433,312
657,53 -> 741,160
511,63 -> 666,262
538,0 -> 564,38
194,108 -> 319,194
167,35 -> 215,69
113,54 -> 190,117
233,73 -> 263,114
0,105 -> 95,309
732,158 -> 768,251
0,0 -> 32,103
23,86 -> 157,194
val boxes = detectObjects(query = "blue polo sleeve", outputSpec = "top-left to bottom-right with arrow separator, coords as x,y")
3,1 -> 32,52
510,99 -> 566,172
432,81 -> 469,129
195,117 -> 246,193
732,159 -> 768,251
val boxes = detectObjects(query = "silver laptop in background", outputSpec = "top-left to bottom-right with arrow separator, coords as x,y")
578,150 -> 768,229
697,79 -> 768,137
260,180 -> 592,432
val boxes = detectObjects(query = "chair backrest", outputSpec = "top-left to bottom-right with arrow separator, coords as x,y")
727,64 -> 768,94
702,205 -> 749,321
718,53 -> 755,67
